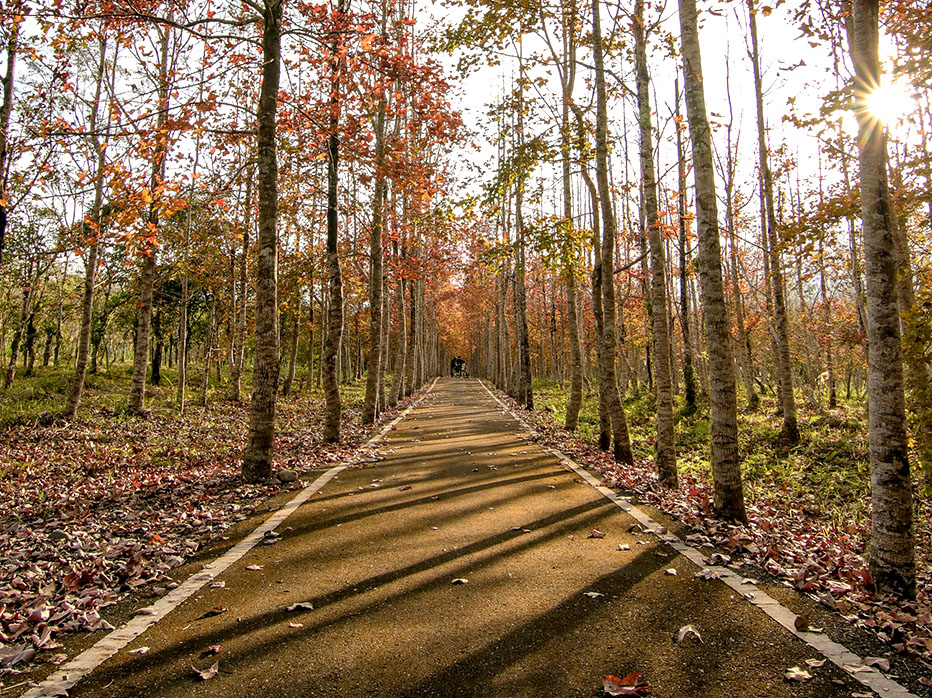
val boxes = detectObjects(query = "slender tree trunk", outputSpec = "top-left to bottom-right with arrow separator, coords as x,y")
674,79 -> 697,413
851,0 -> 915,596
634,1 -> 676,485
66,34 -> 109,419
0,18 -> 19,267
230,175 -> 251,402
390,274 -> 406,406
592,0 -> 633,465
678,0 -> 747,522
282,301 -> 300,397
242,0 -> 284,480
201,293 -> 215,406
362,82 -> 387,423
128,25 -> 171,414
151,304 -> 163,386
748,0 -> 798,442
322,0 -> 347,442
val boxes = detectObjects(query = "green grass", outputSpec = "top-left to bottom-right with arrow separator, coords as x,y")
531,377 -> 874,536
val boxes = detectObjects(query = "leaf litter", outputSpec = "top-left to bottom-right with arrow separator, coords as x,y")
514,395 -> 932,678
0,391 -> 417,673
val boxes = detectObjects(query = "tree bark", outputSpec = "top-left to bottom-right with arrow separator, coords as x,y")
634,1 -> 676,486
591,0 -> 633,465
362,81 -> 387,423
230,174 -> 251,402
242,0 -> 284,480
0,17 -> 19,267
748,0 -> 798,442
128,24 -> 171,414
678,0 -> 747,522
66,34 -> 109,419
674,79 -> 697,414
322,0 -> 347,442
851,0 -> 915,596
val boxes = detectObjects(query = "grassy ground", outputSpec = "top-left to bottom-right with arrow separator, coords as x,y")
0,362 -> 367,427
530,377 -> 895,553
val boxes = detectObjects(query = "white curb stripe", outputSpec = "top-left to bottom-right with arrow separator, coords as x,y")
23,378 -> 438,698
478,379 -> 915,698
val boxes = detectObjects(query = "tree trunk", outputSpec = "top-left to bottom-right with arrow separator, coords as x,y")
678,0 -> 747,522
0,18 -> 19,267
128,25 -> 170,414
322,0 -> 347,442
390,273 -> 406,406
242,0 -> 284,480
66,34 -> 109,419
634,1 -> 676,485
201,293 -> 215,406
851,0 -> 915,596
748,0 -> 798,442
229,175 -> 251,402
282,301 -> 300,397
592,0 -> 633,465
362,82 -> 387,423
675,79 -> 697,413
150,303 -> 163,386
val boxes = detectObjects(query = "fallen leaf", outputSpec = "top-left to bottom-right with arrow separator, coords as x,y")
785,666 -> 812,682
694,568 -> 722,580
843,664 -> 874,674
664,568 -> 677,576
618,544 -> 631,551
193,661 -> 219,681
589,529 -> 606,539
245,565 -> 263,571
196,606 -> 228,620
584,591 -> 604,598
129,646 -> 150,655
794,614 -> 810,632
863,656 -> 890,672
805,658 -> 826,669
288,622 -> 304,629
602,672 -> 652,696
674,625 -> 702,644
286,602 -> 314,612
451,578 -> 468,585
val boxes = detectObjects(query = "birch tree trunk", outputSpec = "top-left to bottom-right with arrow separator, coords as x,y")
678,0 -> 746,521
851,0 -> 915,596
634,1 -> 676,485
748,0 -> 798,442
592,0 -> 633,465
229,175 -> 251,402
242,0 -> 284,480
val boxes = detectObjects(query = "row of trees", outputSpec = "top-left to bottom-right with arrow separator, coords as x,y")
446,0 -> 929,597
0,1 -> 464,472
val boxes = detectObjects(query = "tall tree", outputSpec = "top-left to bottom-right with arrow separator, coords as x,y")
128,23 -> 172,414
591,0 -> 633,465
322,0 -> 347,442
677,0 -> 747,521
633,0 -> 676,486
747,0 -> 798,442
850,0 -> 915,596
242,0 -> 284,481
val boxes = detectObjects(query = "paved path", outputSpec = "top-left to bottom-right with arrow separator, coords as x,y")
38,379 -> 877,697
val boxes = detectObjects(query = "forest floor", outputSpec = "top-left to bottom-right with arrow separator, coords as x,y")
1,371 -> 931,696
0,364 -> 384,685
5,377 -> 921,698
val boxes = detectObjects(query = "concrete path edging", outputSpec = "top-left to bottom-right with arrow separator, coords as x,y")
478,378 -> 916,698
22,379 -> 439,698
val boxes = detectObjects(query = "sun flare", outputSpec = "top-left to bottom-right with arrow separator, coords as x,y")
864,79 -> 915,126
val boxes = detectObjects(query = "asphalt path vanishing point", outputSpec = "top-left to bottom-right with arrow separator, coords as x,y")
23,379 -> 903,697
